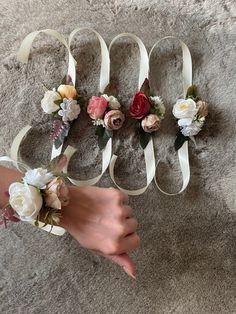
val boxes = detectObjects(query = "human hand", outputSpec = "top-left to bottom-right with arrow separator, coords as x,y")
60,186 -> 140,279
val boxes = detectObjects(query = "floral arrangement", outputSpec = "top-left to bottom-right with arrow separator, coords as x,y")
172,85 -> 208,151
129,79 -> 165,149
87,83 -> 125,149
0,155 -> 69,229
41,75 -> 81,149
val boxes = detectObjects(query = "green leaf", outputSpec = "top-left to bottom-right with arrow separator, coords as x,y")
174,130 -> 189,151
186,85 -> 199,101
95,126 -> 113,150
140,79 -> 150,97
139,124 -> 151,149
54,99 -> 62,106
103,81 -> 118,97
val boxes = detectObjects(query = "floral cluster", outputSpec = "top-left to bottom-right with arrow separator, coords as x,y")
129,79 -> 165,148
87,89 -> 125,150
172,85 -> 208,150
1,157 -> 70,229
41,79 -> 81,149
87,94 -> 125,130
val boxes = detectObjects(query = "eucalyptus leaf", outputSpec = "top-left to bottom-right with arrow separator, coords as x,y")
174,130 -> 189,151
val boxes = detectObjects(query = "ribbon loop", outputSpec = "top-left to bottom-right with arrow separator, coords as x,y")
17,29 -> 78,160
149,36 -> 192,195
109,33 -> 149,89
68,27 -> 110,92
62,28 -> 112,186
108,33 -> 155,195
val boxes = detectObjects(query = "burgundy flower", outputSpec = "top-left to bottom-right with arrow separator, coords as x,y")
129,91 -> 151,120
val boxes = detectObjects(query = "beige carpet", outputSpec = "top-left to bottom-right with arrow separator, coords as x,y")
0,0 -> 236,313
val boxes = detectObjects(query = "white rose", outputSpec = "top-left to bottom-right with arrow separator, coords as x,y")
41,89 -> 62,114
23,168 -> 54,189
9,183 -> 43,221
173,98 -> 198,125
101,94 -> 121,109
181,121 -> 203,137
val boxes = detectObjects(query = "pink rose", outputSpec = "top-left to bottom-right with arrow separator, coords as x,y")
87,96 -> 108,119
44,177 -> 69,210
104,110 -> 125,130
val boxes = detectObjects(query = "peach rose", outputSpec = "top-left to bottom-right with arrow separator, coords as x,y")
87,96 -> 108,120
44,177 -> 69,210
141,114 -> 161,133
57,85 -> 77,99
104,110 -> 125,130
196,100 -> 209,117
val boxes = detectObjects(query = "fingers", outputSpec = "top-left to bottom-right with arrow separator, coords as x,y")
91,249 -> 136,279
109,188 -> 129,205
123,205 -> 133,218
124,217 -> 138,235
120,232 -> 140,253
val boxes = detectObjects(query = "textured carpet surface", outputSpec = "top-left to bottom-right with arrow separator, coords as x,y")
0,0 -> 236,313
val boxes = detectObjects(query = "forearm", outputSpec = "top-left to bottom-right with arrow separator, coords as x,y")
0,166 -> 22,207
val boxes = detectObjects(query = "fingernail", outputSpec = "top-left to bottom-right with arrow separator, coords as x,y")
123,267 -> 136,280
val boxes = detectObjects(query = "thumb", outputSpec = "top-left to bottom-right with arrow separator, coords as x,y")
91,250 -> 136,279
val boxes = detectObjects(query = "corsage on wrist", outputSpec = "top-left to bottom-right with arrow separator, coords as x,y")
87,83 -> 125,150
173,85 -> 208,151
0,156 -> 69,230
129,79 -> 165,149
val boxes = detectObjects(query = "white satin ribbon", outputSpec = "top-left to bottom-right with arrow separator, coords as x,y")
108,33 -> 156,195
62,28 -> 112,186
69,27 -> 110,92
63,139 -> 112,186
149,36 -> 192,195
17,29 -> 77,160
0,153 -> 66,236
109,33 -> 149,89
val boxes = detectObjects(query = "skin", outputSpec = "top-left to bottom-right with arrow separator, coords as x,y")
0,166 -> 140,278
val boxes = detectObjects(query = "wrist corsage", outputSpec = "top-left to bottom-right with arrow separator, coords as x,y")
0,156 -> 69,229
41,75 -> 82,149
129,79 -> 165,149
87,83 -> 125,150
173,85 -> 208,151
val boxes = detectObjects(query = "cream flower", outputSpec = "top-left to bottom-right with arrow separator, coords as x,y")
141,114 -> 161,133
41,89 -> 62,114
150,96 -> 165,117
173,98 -> 198,125
23,168 -> 54,189
44,177 -> 69,210
181,121 -> 203,137
103,95 -> 121,110
9,183 -> 43,221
